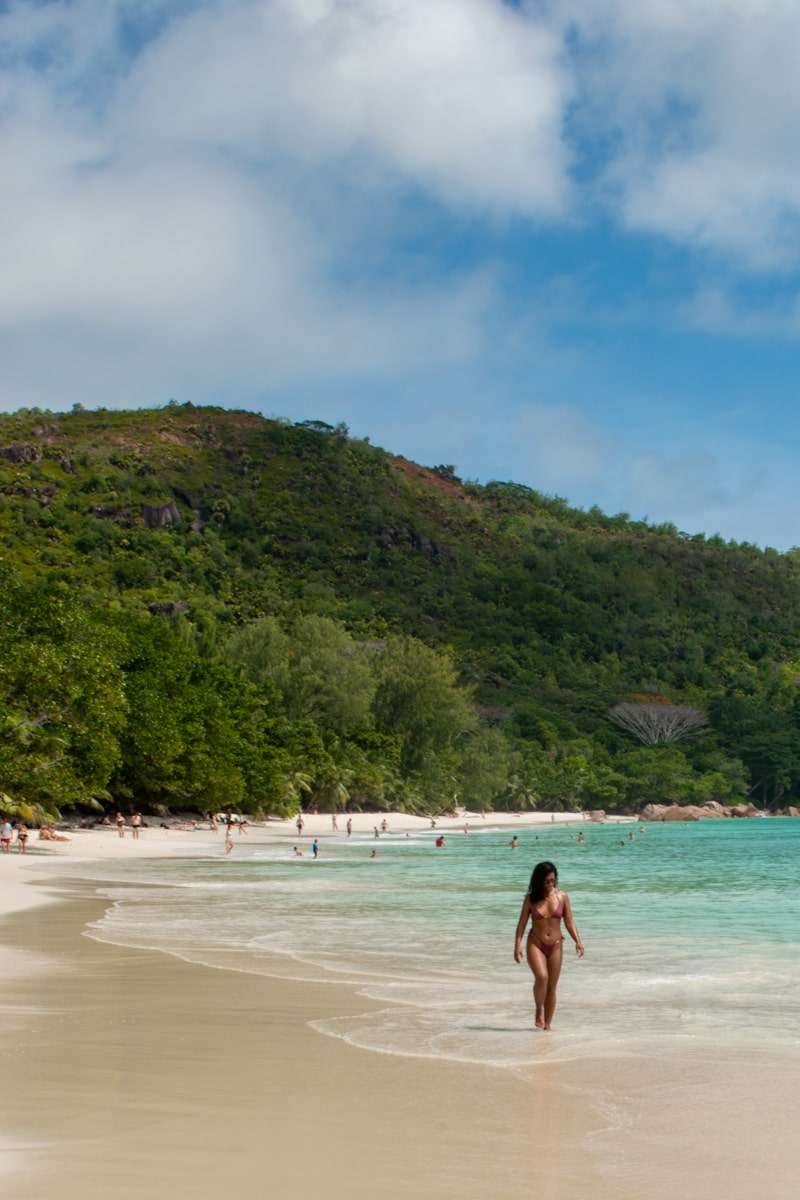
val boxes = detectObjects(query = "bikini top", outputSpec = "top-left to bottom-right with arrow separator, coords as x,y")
531,892 -> 564,921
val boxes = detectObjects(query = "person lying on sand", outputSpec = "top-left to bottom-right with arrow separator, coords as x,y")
38,825 -> 71,842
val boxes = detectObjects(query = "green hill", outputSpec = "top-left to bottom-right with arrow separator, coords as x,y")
3,401 -> 800,818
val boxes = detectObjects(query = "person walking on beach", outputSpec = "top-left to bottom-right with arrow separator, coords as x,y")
224,827 -> 234,854
311,838 -> 319,860
116,812 -> 126,838
16,822 -> 29,854
346,817 -> 352,837
332,813 -> 338,832
380,818 -> 388,833
131,811 -> 141,840
296,813 -> 304,836
1,820 -> 12,853
514,861 -> 584,1031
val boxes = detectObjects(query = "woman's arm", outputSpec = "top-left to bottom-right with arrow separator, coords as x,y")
563,894 -> 584,957
514,896 -> 531,962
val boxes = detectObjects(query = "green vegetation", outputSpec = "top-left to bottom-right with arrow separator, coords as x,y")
2,401 -> 800,817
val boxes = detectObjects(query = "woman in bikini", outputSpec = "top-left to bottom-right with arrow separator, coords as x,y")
514,860 -> 584,1031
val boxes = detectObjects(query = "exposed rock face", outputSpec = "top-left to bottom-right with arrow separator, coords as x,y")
142,501 -> 181,529
148,601 -> 189,617
661,805 -> 703,821
475,704 -> 513,723
0,443 -> 41,463
640,800 -> 763,820
378,525 -> 453,560
589,809 -> 606,822
173,486 -> 201,511
788,806 -> 800,817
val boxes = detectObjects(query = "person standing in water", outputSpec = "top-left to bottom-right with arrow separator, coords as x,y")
346,817 -> 352,837
514,861 -> 584,1031
311,838 -> 319,859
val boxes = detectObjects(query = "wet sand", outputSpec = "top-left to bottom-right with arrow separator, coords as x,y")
1,853 -> 797,1199
0,888 -> 604,1200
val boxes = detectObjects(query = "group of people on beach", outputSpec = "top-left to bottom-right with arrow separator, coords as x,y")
1,820 -> 72,853
1,820 -> 27,852
113,811 -> 142,839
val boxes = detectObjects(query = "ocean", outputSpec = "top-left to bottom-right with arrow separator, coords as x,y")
73,818 -> 800,1073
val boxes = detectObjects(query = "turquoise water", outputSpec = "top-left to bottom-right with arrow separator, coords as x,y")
78,820 -> 800,1070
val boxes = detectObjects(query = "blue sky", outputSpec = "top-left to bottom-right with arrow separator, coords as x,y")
2,1 -> 800,546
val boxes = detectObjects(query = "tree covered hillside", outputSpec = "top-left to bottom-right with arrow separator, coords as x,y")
3,402 -> 800,819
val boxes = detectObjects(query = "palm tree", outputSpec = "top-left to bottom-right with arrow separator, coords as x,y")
283,770 -> 314,812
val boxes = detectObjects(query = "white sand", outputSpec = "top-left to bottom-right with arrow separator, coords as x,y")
1,811 -> 797,1200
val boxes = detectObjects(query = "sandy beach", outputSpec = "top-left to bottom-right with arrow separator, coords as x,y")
1,816 -> 797,1199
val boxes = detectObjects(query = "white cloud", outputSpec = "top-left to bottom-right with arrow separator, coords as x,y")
0,1 -> 574,409
120,0 -> 572,215
369,398 -> 608,494
563,0 -> 800,268
629,451 -> 764,518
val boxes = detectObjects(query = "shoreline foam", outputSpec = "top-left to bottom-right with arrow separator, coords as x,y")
2,821 -> 798,1199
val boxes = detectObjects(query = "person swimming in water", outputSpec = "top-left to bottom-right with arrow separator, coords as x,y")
514,861 -> 584,1031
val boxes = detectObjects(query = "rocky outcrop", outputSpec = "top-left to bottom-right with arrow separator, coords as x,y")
378,525 -> 453,560
0,443 -> 41,463
640,803 -> 668,820
475,704 -> 513,723
640,800 -> 763,820
171,486 -> 205,531
173,486 -> 201,511
148,601 -> 189,617
788,806 -> 800,817
589,809 -> 606,822
13,483 -> 57,507
142,501 -> 181,529
661,804 -> 703,821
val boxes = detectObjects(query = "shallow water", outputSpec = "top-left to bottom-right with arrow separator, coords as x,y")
73,819 -> 800,1070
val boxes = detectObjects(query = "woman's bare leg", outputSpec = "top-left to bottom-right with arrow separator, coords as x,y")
526,940 -> 549,1029
543,941 -> 563,1030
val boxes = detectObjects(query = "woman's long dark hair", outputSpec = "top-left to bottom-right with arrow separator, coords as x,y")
528,861 -> 558,902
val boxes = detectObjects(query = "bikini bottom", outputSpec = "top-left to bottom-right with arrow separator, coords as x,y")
528,936 -> 562,961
